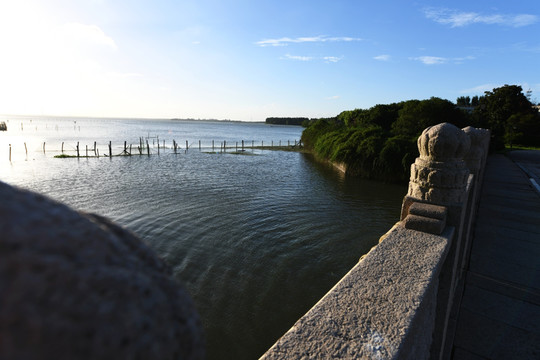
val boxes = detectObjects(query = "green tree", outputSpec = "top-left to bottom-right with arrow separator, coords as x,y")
456,96 -> 471,106
474,84 -> 536,149
336,109 -> 369,128
505,113 -> 540,147
367,103 -> 403,132
391,97 -> 467,137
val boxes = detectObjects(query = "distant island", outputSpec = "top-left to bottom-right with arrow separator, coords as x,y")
265,117 -> 309,126
171,118 -> 247,123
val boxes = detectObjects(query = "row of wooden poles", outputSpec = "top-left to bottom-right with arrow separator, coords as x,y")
7,138 -> 301,161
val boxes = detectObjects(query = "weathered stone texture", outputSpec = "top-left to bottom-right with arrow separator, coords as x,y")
0,181 -> 204,360
462,126 -> 490,176
403,214 -> 446,235
408,202 -> 447,220
261,226 -> 453,360
407,123 -> 471,205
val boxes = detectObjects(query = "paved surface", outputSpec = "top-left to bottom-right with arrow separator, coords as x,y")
451,151 -> 540,359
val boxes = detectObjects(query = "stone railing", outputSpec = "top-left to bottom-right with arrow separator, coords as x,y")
261,123 -> 490,359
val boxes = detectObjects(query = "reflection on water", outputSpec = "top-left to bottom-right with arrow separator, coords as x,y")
0,117 -> 406,359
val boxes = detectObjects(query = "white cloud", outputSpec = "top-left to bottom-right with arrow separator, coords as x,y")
62,23 -> 117,49
411,55 -> 475,65
374,54 -> 391,61
412,56 -> 447,65
323,56 -> 343,63
459,84 -> 499,94
256,35 -> 362,47
453,55 -> 476,64
282,54 -> 313,61
424,8 -> 539,28
281,54 -> 344,63
513,42 -> 540,53
326,95 -> 340,100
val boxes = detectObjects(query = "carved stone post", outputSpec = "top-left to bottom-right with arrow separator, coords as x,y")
462,126 -> 490,178
401,122 -> 471,227
399,123 -> 474,360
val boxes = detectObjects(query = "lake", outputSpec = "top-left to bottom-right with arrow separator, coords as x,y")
0,116 -> 406,359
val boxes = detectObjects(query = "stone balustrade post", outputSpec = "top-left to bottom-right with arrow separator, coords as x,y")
401,122 -> 471,227
462,126 -> 491,182
399,122 -> 492,360
400,123 -> 472,360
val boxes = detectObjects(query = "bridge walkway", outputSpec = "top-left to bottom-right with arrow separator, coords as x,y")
451,152 -> 540,359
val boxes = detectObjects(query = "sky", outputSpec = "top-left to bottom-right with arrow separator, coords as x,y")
0,0 -> 539,121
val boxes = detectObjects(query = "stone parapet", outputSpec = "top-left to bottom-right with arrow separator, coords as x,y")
261,225 -> 454,360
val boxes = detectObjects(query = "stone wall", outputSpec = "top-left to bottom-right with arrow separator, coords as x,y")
261,123 -> 490,359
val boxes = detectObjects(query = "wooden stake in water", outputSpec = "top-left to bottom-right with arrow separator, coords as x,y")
212,140 -> 215,151
109,141 -> 112,158
76,142 -> 80,158
43,142 -> 46,153
86,144 -> 88,157
94,141 -> 97,155
24,142 -> 28,155
186,140 -> 188,151
61,142 -> 64,153
242,140 -> 244,151
146,140 -> 150,156
199,140 -> 201,151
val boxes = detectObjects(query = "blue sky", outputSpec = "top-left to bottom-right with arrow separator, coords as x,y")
0,0 -> 539,121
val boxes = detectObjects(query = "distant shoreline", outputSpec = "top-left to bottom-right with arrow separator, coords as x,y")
0,114 -> 265,124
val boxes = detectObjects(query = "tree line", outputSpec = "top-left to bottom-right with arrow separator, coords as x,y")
301,85 -> 540,183
265,117 -> 310,126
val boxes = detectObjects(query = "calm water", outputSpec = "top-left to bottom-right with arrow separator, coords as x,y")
0,116 -> 406,359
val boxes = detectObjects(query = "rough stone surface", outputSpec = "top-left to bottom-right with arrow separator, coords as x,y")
408,202 -> 447,220
261,226 -> 453,360
0,181 -> 204,360
407,123 -> 471,204
462,126 -> 490,176
417,123 -> 470,162
403,214 -> 446,235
